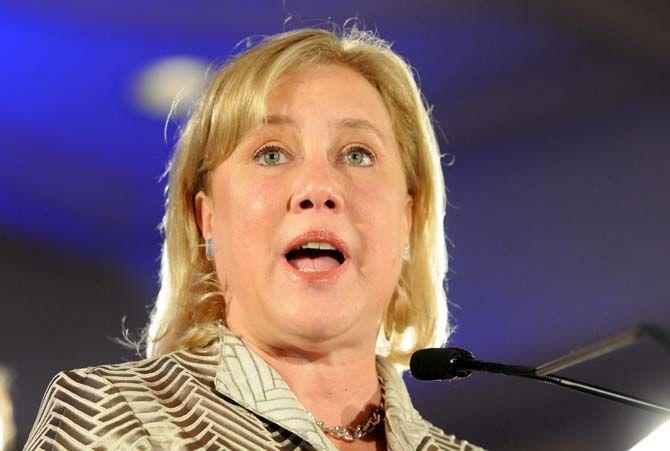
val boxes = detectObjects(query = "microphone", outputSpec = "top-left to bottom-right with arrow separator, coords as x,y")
410,347 -> 536,381
410,346 -> 670,415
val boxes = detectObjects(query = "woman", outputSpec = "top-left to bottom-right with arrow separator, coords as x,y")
26,28 -> 483,451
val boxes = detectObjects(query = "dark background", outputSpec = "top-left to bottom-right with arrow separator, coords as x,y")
1,1 -> 669,450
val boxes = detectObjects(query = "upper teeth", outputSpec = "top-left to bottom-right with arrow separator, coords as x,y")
298,241 -> 337,251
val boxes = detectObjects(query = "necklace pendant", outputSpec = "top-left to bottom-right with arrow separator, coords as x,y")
312,376 -> 386,442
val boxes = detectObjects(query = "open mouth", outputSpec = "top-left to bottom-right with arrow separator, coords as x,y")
284,247 -> 346,273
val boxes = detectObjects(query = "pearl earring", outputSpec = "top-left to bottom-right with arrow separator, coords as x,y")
206,238 -> 215,261
403,243 -> 411,262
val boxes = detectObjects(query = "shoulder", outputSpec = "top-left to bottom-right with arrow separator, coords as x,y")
25,347 -> 219,450
35,352 -> 177,398
30,344 -> 219,408
24,365 -> 146,450
54,343 -> 219,389
421,419 -> 486,451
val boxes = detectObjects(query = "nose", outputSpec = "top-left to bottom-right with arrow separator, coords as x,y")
288,169 -> 343,214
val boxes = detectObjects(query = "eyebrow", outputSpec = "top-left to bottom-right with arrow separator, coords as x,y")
262,114 -> 387,142
262,114 -> 295,126
336,118 -> 386,143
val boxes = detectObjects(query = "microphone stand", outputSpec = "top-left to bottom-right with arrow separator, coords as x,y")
535,323 -> 670,376
531,374 -> 669,414
443,324 -> 670,415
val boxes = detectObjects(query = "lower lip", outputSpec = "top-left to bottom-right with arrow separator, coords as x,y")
281,257 -> 350,285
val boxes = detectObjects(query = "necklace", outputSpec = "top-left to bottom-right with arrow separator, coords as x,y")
310,378 -> 386,442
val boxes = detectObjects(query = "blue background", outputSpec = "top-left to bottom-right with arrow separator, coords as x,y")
1,1 -> 669,449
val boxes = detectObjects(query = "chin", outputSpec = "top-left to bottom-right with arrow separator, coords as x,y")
272,295 -> 363,346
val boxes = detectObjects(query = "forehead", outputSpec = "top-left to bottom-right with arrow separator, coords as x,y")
263,64 -> 395,139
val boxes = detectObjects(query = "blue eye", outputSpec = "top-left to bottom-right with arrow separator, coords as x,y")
254,145 -> 288,166
344,145 -> 375,166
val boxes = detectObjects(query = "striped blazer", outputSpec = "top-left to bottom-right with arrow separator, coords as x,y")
25,331 -> 484,450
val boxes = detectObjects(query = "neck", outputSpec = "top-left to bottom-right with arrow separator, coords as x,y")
238,335 -> 383,428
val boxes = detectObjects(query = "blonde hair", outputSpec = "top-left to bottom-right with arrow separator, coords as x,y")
0,367 -> 15,451
145,27 -> 450,370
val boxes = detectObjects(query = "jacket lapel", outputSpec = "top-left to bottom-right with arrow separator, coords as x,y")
376,357 -> 432,451
212,333 -> 335,450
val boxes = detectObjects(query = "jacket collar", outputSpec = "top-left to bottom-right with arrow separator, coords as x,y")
209,330 -> 431,451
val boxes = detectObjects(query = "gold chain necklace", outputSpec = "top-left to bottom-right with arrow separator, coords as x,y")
310,378 -> 386,442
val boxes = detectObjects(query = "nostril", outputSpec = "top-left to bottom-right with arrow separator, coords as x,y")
325,199 -> 335,209
299,199 -> 313,209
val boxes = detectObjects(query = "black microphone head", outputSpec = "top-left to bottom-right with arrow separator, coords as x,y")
410,347 -> 475,381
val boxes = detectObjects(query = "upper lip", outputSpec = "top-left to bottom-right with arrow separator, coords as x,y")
282,229 -> 350,260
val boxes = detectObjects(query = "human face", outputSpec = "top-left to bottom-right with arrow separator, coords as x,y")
196,64 -> 412,355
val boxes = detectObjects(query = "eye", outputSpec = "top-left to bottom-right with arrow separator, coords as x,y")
343,145 -> 375,166
253,144 -> 289,166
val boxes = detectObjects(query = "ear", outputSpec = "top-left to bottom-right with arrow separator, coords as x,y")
195,191 -> 214,239
403,194 -> 413,240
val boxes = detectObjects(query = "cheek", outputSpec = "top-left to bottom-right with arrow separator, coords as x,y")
349,179 -> 406,263
219,176 -> 281,224
216,177 -> 284,265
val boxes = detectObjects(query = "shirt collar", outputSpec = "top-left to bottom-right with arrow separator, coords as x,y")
209,330 -> 431,451
375,356 -> 433,450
